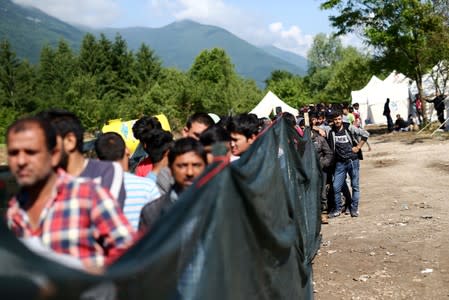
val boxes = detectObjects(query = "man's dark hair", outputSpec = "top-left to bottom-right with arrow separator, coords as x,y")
36,109 -> 84,153
227,113 -> 259,138
95,132 -> 126,162
7,116 -> 57,152
330,110 -> 343,120
140,129 -> 174,164
132,116 -> 162,141
185,112 -> 214,129
168,137 -> 207,166
282,112 -> 297,127
199,125 -> 231,146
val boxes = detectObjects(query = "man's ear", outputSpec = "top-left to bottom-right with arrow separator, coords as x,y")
51,140 -> 62,168
248,134 -> 256,145
182,127 -> 189,137
62,132 -> 78,153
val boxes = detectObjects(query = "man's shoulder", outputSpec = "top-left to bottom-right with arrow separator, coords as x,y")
141,193 -> 170,218
124,172 -> 157,189
81,159 -> 121,177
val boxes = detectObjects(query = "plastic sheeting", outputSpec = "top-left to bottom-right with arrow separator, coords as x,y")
0,117 -> 321,300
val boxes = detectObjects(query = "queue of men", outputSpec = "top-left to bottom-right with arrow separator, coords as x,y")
4,105 -> 368,283
3,110 -> 260,276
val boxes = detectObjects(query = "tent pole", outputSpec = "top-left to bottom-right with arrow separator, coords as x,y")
430,118 -> 449,136
417,122 -> 433,134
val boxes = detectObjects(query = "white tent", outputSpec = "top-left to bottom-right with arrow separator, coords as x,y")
351,73 -> 410,125
250,91 -> 298,118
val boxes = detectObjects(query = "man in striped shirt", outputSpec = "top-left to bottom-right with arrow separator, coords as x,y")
95,132 -> 161,230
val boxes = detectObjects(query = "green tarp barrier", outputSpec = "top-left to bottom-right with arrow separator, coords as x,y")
0,117 -> 322,300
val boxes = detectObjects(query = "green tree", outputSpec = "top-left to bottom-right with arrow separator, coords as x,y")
266,70 -> 309,108
0,39 -> 21,108
79,33 -> 99,75
307,33 -> 343,73
324,47 -> 373,102
305,34 -> 346,102
188,48 -> 237,114
95,34 -> 115,100
320,0 -> 449,122
135,43 -> 162,95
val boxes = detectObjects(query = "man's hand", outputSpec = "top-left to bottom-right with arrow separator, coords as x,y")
83,264 -> 105,275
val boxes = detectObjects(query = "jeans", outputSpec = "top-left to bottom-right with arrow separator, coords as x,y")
332,159 -> 360,213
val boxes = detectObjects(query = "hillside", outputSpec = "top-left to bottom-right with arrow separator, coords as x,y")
0,0 -> 83,63
92,20 -> 308,86
261,45 -> 308,72
0,0 -> 308,86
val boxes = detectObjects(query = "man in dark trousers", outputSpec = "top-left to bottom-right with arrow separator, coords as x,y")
383,98 -> 394,132
327,111 -> 370,218
426,92 -> 446,126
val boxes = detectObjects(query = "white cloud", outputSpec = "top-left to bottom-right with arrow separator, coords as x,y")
269,22 -> 283,33
267,22 -> 314,57
13,0 -> 121,27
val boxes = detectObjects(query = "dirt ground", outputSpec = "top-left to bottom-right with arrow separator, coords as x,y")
313,130 -> 449,299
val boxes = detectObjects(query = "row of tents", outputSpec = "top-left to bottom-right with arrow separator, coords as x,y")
351,64 -> 449,126
103,67 -> 449,155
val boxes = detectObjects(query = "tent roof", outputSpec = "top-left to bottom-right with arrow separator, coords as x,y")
250,91 -> 298,118
384,71 -> 410,85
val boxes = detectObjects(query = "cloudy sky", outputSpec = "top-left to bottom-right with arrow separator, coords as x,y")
13,0 -> 347,57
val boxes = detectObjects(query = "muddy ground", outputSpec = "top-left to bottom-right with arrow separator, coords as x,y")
313,130 -> 449,299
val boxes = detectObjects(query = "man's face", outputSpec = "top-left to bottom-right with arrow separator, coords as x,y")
170,151 -> 206,190
230,132 -> 255,157
332,115 -> 343,129
183,122 -> 209,140
7,124 -> 59,188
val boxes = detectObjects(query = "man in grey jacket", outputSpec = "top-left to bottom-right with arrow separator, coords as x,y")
327,111 -> 369,218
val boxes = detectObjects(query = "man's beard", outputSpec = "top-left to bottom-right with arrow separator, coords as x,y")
58,150 -> 69,170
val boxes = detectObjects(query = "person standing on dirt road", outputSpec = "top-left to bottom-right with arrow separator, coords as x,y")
327,111 -> 370,218
425,92 -> 447,126
383,98 -> 394,132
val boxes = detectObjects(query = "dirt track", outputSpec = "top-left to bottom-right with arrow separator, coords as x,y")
313,131 -> 449,299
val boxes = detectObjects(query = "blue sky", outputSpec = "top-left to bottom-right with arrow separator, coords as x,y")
13,0 -> 348,57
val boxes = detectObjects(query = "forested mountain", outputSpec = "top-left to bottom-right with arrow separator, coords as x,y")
261,45 -> 308,72
95,20 -> 307,85
0,0 -> 83,62
0,0 -> 307,85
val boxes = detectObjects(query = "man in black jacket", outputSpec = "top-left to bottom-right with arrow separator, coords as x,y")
327,111 -> 369,218
426,92 -> 446,125
139,138 -> 207,231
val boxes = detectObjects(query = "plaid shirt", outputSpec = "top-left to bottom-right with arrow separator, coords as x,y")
7,169 -> 135,268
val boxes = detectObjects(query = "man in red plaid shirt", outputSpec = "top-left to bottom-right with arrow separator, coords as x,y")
5,116 -> 135,272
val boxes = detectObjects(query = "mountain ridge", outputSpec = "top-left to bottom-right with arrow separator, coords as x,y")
0,0 -> 308,85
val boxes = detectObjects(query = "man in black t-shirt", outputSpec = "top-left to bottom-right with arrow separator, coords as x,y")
327,111 -> 369,218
